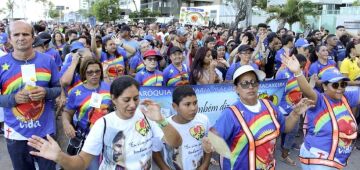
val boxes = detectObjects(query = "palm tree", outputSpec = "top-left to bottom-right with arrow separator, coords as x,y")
6,0 -> 15,19
266,0 -> 318,30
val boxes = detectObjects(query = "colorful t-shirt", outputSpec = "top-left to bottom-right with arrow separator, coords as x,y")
82,110 -> 164,170
129,53 -> 145,73
45,47 -> 62,68
163,63 -> 189,86
154,113 -> 210,170
212,100 -> 285,170
308,60 -> 337,79
304,90 -> 359,166
275,68 -> 302,115
100,47 -> 127,78
59,55 -> 82,93
65,81 -> 111,133
0,52 -> 60,140
135,68 -> 164,86
225,63 -> 259,81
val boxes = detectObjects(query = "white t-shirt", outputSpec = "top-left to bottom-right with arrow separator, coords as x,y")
154,113 -> 210,170
82,109 -> 164,170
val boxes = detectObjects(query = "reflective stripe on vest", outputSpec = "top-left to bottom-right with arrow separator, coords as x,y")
299,96 -> 357,169
229,99 -> 280,170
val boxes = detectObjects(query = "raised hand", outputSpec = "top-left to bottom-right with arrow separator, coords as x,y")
28,134 -> 62,162
140,99 -> 164,122
281,54 -> 301,74
292,98 -> 315,116
241,36 -> 249,45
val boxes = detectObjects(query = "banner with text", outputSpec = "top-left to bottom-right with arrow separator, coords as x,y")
139,79 -> 287,125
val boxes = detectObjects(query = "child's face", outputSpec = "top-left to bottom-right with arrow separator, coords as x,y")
170,52 -> 184,65
173,95 -> 198,122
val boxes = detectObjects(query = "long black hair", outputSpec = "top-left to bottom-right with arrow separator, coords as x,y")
189,47 -> 211,85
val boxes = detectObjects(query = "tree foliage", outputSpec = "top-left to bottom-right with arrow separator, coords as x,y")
266,0 -> 318,30
353,0 -> 360,6
49,8 -> 60,19
6,0 -> 15,19
129,9 -> 161,23
91,0 -> 122,23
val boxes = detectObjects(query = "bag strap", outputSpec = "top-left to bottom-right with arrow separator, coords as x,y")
101,117 -> 107,155
322,95 -> 339,160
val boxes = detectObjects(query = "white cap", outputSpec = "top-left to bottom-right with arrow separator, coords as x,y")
232,65 -> 266,81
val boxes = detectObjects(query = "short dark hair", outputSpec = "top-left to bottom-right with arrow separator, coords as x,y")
110,76 -> 140,99
325,34 -> 336,43
172,85 -> 196,105
346,41 -> 355,59
79,58 -> 103,82
281,34 -> 294,46
79,35 -> 91,46
258,23 -> 267,29
336,25 -> 345,30
243,32 -> 255,45
295,54 -> 307,64
267,32 -> 279,43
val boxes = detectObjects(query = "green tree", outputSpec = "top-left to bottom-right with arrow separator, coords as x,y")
353,0 -> 360,6
91,0 -> 121,23
49,9 -> 60,19
266,0 -> 318,30
6,0 -> 15,19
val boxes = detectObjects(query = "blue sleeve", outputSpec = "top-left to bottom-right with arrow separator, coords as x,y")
344,89 -> 360,108
225,64 -> 236,81
54,50 -> 62,67
272,103 -> 286,132
117,47 -> 127,61
100,52 -> 107,62
251,63 -> 259,70
308,63 -> 317,77
135,72 -> 142,84
130,56 -> 140,70
275,70 -> 285,80
65,90 -> 77,111
49,58 -> 61,87
212,108 -> 236,141
63,54 -> 72,66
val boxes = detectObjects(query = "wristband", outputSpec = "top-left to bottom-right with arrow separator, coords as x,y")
157,119 -> 169,128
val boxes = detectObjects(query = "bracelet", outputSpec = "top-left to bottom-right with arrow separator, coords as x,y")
157,119 -> 169,128
294,72 -> 303,78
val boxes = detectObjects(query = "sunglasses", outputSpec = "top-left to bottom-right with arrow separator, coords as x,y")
86,69 -> 102,76
329,81 -> 348,89
238,80 -> 259,89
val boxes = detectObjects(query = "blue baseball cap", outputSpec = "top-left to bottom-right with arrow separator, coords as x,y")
144,35 -> 154,42
320,68 -> 349,83
70,41 -> 85,52
295,38 -> 310,48
0,33 -> 8,44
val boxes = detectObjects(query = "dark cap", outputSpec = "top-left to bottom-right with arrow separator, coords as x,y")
32,36 -> 47,48
238,45 -> 254,53
37,32 -> 51,45
70,41 -> 85,52
170,46 -> 183,55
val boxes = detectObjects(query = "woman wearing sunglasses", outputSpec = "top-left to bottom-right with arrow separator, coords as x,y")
282,55 -> 360,170
62,58 -> 111,169
203,65 -> 314,170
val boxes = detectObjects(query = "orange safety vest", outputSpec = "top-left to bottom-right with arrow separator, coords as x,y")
299,96 -> 358,169
230,99 -> 280,170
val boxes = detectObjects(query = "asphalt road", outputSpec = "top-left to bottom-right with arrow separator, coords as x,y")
1,134 -> 360,170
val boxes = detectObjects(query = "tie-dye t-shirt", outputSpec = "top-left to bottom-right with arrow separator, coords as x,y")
213,100 -> 285,170
304,90 -> 359,166
162,63 -> 189,86
135,68 -> 164,86
275,68 -> 302,115
66,81 -> 111,133
0,52 -> 60,140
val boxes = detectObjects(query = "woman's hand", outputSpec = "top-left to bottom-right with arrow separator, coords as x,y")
140,99 -> 164,122
28,134 -> 62,162
210,60 -> 218,70
281,54 -> 302,74
292,98 -> 315,116
217,58 -> 229,68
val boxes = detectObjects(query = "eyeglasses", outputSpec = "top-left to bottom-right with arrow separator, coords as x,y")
86,69 -> 102,76
330,81 -> 348,89
238,80 -> 259,89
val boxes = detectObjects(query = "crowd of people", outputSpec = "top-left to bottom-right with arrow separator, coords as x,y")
0,18 -> 359,170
